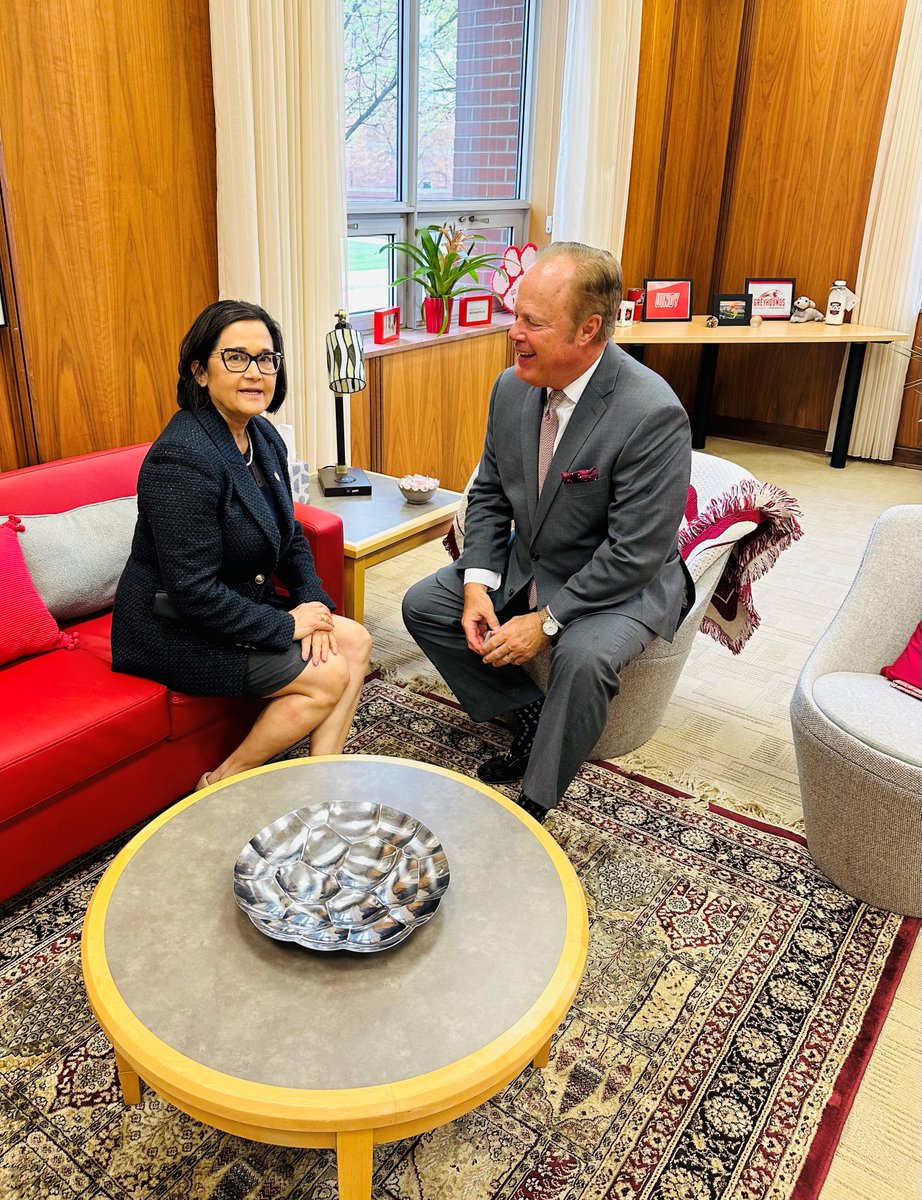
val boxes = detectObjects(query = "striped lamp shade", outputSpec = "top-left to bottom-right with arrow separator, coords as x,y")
325,313 -> 366,394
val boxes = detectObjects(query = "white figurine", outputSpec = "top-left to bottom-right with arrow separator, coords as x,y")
790,296 -> 824,323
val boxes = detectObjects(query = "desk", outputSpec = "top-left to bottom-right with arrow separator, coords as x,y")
81,756 -> 588,1200
613,317 -> 907,467
306,472 -> 461,622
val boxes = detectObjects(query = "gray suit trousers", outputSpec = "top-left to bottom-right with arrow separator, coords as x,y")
402,563 -> 655,809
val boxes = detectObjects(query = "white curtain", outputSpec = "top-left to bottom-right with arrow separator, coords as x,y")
209,0 -> 348,469
826,0 -> 922,459
552,0 -> 643,257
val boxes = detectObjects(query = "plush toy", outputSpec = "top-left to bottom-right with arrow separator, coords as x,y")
789,296 -> 824,323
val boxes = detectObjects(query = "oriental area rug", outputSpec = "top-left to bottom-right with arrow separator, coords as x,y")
0,678 -> 916,1200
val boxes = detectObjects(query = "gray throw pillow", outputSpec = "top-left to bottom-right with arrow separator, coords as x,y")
19,496 -> 138,621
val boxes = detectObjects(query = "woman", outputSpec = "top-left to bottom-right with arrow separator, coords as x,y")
112,300 -> 371,788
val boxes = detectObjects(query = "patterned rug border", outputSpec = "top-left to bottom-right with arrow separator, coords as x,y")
790,914 -> 920,1200
398,675 -> 921,1200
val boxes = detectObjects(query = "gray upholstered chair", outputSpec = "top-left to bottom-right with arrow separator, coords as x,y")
525,549 -> 732,758
790,505 -> 922,916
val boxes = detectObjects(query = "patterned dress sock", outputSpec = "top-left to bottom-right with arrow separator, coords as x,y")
510,695 -> 545,757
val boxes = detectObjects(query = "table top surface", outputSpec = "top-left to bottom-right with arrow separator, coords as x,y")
307,472 -> 461,551
83,757 -> 587,1118
612,315 -> 907,346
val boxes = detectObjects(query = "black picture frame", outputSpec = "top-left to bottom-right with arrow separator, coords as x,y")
745,277 -> 796,320
712,293 -> 752,326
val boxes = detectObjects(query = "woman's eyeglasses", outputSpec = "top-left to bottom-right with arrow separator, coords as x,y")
210,349 -> 283,375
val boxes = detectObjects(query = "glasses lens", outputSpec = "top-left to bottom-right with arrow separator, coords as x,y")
221,350 -> 250,371
256,352 -> 281,375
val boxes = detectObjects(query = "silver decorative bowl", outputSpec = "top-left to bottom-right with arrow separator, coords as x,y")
233,800 -> 450,953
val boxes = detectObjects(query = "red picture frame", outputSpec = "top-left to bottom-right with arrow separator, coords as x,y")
642,279 -> 693,322
458,294 -> 493,327
373,306 -> 400,344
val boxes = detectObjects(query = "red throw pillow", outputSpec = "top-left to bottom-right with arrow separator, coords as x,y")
0,516 -> 78,666
881,622 -> 921,690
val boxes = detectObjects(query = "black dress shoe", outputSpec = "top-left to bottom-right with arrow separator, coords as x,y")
477,751 -> 531,784
515,792 -> 550,824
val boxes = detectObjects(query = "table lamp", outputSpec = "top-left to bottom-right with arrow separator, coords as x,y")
318,310 -> 372,496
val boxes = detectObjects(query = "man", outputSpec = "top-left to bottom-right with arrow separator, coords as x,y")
403,242 -> 692,823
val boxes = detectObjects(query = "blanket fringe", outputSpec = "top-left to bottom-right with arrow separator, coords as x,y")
611,751 -> 801,831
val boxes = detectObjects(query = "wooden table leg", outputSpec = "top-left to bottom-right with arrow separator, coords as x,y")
691,343 -> 719,449
532,1034 -> 553,1069
336,1128 -> 374,1200
342,560 -> 366,625
114,1049 -> 141,1104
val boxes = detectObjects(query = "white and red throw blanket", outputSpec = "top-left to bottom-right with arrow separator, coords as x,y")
444,453 -> 803,656
679,455 -> 803,653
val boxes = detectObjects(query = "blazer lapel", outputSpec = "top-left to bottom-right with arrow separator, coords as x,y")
531,345 -> 621,538
521,385 -> 546,525
194,405 -> 281,553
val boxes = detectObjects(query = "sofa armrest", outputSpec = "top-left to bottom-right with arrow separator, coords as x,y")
293,502 -> 345,615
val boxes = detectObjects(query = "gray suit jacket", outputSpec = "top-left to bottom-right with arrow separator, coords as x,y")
456,342 -> 692,641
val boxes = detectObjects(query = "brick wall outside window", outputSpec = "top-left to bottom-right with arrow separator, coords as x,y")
453,0 -> 525,200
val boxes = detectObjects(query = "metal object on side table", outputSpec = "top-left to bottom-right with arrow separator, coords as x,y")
233,799 -> 450,952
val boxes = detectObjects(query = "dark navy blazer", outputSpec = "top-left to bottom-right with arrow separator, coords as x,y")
111,403 -> 332,696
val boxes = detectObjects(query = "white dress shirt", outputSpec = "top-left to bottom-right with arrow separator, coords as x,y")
464,351 -> 606,609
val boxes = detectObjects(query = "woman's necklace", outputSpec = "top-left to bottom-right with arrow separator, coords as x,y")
244,435 -> 254,467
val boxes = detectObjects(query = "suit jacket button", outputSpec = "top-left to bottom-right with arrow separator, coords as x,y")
531,552 -> 540,561
255,573 -> 266,584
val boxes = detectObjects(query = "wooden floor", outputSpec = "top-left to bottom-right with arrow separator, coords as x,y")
362,438 -> 921,1200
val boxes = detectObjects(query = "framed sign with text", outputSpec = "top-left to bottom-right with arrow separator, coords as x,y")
642,279 -> 693,322
458,294 -> 493,327
745,278 -> 795,320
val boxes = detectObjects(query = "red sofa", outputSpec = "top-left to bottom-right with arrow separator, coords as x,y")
0,443 -> 344,905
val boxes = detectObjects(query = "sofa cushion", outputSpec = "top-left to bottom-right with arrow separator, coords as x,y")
812,671 -> 922,768
65,612 -> 114,664
167,689 -> 260,740
882,622 -> 921,691
0,648 -> 169,824
19,496 -> 137,621
0,516 -> 75,667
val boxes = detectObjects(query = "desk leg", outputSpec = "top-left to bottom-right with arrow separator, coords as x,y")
336,1128 -> 374,1200
691,344 -> 719,449
342,561 -> 365,624
114,1049 -> 141,1104
830,341 -> 867,468
627,345 -> 646,364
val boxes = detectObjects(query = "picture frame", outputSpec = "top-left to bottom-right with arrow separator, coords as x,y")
712,293 -> 752,326
373,306 -> 400,344
745,277 -> 795,320
458,294 -> 493,327
642,279 -> 693,322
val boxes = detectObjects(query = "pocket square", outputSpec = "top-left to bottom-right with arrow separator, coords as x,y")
561,467 -> 599,484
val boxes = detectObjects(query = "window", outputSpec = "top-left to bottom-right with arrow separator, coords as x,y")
344,0 -> 535,330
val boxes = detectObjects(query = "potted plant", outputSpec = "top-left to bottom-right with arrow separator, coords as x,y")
387,225 -> 498,334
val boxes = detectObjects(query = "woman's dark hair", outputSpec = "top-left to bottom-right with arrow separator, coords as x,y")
177,300 -> 287,413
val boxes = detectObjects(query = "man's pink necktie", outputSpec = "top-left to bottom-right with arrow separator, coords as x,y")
529,389 -> 566,607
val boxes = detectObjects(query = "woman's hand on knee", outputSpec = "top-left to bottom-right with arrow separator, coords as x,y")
291,602 -> 335,641
301,629 -> 338,665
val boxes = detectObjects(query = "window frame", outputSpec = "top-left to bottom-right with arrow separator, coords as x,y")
345,0 -> 538,333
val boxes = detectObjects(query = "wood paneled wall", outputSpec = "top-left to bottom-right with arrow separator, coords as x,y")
352,331 -> 514,493
0,0 -> 218,467
622,0 -> 906,450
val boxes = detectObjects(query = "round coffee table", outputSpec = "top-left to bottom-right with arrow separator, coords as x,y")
81,756 -> 588,1200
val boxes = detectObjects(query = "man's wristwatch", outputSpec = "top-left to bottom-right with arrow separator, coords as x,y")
540,607 -> 561,639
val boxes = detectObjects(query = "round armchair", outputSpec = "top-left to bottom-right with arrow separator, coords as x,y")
790,505 -> 922,916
